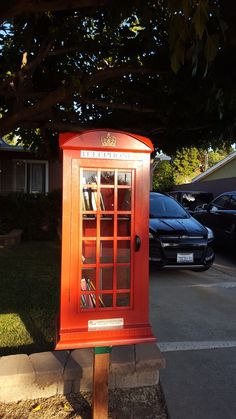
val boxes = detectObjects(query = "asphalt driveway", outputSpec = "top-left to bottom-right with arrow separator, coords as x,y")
149,250 -> 236,419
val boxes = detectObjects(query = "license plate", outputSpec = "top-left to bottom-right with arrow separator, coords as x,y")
177,253 -> 194,263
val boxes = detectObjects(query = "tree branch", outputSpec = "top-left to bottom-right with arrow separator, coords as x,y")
0,40 -> 53,95
1,0 -> 108,18
80,96 -> 157,113
0,84 -> 75,136
86,66 -> 163,88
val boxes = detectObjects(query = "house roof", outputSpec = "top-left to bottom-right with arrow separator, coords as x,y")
0,137 -> 25,152
192,150 -> 236,182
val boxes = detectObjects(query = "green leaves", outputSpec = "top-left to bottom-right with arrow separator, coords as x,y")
192,0 -> 209,40
127,16 -> 145,37
204,33 -> 219,63
0,1 -> 234,155
173,147 -> 201,184
168,0 -> 223,75
203,33 -> 219,76
153,160 -> 174,192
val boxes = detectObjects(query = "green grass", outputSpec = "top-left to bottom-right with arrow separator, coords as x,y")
0,241 -> 61,355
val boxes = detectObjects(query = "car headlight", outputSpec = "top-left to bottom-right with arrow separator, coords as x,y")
206,227 -> 214,240
149,231 -> 154,239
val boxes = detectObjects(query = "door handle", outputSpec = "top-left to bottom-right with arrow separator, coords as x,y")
135,235 -> 141,252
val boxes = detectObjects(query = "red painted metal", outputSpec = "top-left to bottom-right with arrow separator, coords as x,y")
55,130 -> 156,349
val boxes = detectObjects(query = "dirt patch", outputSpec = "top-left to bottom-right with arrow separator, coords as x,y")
0,385 -> 168,419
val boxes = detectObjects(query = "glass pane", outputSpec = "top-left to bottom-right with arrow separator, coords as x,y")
83,218 -> 96,237
80,283 -> 96,309
118,216 -> 131,236
118,189 -> 131,210
82,186 -> 98,211
100,241 -> 113,263
15,161 -> 26,192
82,170 -> 97,185
118,172 -> 131,186
117,266 -> 130,289
81,268 -> 96,287
82,187 -> 91,211
100,188 -> 114,211
229,196 -> 236,210
80,270 -> 96,309
117,293 -> 130,307
99,294 -> 113,308
117,240 -> 130,262
101,171 -> 114,185
82,241 -> 96,264
30,163 -> 45,194
100,191 -> 106,211
80,294 -> 96,309
99,267 -> 113,290
100,216 -> 114,237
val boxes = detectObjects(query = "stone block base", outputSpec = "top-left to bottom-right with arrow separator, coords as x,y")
0,344 -> 165,402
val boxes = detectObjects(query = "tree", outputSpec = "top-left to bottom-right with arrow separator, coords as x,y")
173,147 -> 201,184
207,150 -> 225,169
0,1 -> 236,156
197,146 -> 234,171
152,160 -> 174,192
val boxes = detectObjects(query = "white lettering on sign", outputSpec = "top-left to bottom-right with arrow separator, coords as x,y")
88,318 -> 124,331
81,150 -> 132,160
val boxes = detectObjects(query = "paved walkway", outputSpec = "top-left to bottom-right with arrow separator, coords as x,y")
160,346 -> 236,419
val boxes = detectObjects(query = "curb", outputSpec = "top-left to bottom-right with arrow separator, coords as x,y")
0,343 -> 165,403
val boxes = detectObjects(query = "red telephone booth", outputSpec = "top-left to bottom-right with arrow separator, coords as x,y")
56,130 -> 156,349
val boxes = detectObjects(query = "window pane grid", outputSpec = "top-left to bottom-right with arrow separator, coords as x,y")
80,168 -> 133,311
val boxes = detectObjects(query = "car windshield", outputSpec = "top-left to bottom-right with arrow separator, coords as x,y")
150,194 -> 190,219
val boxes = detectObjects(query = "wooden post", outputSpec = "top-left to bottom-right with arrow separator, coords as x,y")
93,346 -> 112,419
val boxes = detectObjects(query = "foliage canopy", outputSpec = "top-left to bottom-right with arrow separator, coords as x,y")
1,1 -> 236,156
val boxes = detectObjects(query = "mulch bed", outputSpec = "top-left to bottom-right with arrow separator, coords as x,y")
0,385 -> 168,419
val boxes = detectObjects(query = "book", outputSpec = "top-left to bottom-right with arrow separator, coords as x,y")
80,277 -> 106,308
90,184 -> 97,211
100,190 -> 105,211
81,277 -> 96,308
81,278 -> 91,307
87,278 -> 105,307
83,187 -> 91,210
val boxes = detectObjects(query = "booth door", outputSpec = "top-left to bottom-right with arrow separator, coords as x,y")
69,158 -> 149,328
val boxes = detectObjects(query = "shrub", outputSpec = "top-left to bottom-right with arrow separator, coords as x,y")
0,190 -> 62,240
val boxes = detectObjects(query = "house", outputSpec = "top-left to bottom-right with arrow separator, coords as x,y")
172,150 -> 236,197
0,138 -> 61,194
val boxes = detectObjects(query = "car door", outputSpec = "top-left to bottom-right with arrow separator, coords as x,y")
204,194 -> 231,241
224,194 -> 236,244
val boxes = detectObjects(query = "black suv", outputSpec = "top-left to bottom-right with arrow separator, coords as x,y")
193,191 -> 236,247
169,190 -> 213,212
149,192 -> 215,270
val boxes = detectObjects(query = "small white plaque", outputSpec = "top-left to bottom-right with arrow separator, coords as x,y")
81,150 -> 132,160
88,318 -> 124,331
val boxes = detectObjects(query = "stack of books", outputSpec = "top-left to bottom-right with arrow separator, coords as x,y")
80,277 -> 105,308
82,185 -> 105,211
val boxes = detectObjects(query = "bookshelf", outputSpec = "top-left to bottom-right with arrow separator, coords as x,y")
56,129 -> 156,350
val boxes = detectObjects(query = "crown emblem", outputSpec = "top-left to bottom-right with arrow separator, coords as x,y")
101,132 -> 116,147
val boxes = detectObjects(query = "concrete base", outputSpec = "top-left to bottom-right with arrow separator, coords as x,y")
0,344 -> 165,403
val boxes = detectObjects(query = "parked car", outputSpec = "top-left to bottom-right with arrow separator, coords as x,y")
193,191 -> 236,247
149,192 -> 215,270
169,190 -> 213,213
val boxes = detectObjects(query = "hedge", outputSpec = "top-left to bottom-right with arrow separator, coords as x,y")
0,190 -> 62,240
